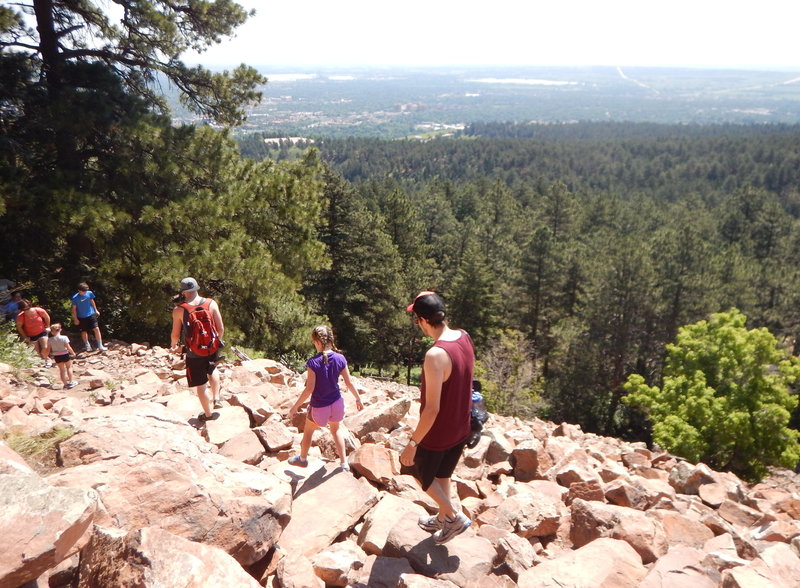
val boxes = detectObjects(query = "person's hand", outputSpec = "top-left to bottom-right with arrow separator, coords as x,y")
288,405 -> 298,419
400,442 -> 417,467
355,398 -> 364,412
169,344 -> 181,354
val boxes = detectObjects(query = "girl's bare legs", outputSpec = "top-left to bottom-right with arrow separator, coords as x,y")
58,362 -> 68,386
299,413 -> 319,459
328,420 -> 347,464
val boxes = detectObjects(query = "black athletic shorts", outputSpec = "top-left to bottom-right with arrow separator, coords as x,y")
54,354 -> 71,364
78,315 -> 99,331
185,352 -> 219,387
401,440 -> 467,491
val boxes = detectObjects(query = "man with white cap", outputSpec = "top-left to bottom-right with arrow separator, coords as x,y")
170,277 -> 225,422
400,290 -> 475,544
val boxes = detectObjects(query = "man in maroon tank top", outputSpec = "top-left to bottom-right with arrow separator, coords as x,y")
400,291 -> 475,544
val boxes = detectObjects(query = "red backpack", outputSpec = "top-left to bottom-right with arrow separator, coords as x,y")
180,298 -> 221,356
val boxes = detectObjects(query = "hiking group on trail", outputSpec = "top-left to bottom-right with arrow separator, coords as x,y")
8,274 -> 478,545
10,281 -> 107,370
166,280 -> 476,544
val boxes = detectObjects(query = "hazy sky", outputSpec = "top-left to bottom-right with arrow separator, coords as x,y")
185,0 -> 800,70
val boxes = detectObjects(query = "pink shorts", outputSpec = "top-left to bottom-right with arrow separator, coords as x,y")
309,397 -> 345,426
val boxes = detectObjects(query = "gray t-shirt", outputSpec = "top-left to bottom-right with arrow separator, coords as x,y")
48,334 -> 71,355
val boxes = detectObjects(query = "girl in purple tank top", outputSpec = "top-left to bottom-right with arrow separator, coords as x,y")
288,326 -> 365,471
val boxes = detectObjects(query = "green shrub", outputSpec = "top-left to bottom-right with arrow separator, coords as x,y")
623,309 -> 800,482
0,320 -> 37,369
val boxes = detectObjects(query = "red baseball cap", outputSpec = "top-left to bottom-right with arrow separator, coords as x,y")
406,291 -> 446,319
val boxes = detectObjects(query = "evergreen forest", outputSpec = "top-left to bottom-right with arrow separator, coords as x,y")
4,1 -> 800,461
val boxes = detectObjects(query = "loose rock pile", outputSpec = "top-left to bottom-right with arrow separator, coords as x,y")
1,341 -> 800,587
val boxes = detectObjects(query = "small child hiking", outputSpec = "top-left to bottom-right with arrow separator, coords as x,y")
48,323 -> 77,389
288,325 -> 364,471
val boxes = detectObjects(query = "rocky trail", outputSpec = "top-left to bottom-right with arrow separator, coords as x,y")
2,340 -> 800,587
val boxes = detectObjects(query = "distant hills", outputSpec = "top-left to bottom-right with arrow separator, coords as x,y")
174,66 -> 800,138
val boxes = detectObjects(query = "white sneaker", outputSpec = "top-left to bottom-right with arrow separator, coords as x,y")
433,512 -> 471,544
96,344 -> 106,352
418,514 -> 444,533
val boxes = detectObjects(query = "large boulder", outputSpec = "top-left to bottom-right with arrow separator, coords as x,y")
638,545 -> 718,587
350,443 -> 401,485
278,464 -> 379,557
76,526 -> 261,588
0,440 -> 35,474
358,493 -> 429,555
0,473 -> 96,588
517,537 -> 648,587
720,542 -> 800,587
384,514 -> 494,586
570,498 -> 669,564
48,403 -> 291,566
345,398 -> 410,439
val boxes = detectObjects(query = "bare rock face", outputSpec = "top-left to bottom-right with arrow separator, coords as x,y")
310,539 -> 367,586
275,550 -> 325,588
345,398 -> 410,439
496,489 -> 563,538
204,405 -> 251,445
511,438 -> 552,482
5,343 -> 800,587
570,498 -> 669,564
351,555 -> 416,588
358,493 -> 429,556
639,545 -> 718,588
278,464 -> 380,557
350,443 -> 401,484
253,418 -> 294,451
0,440 -> 35,474
218,429 -> 266,464
650,508 -> 715,549
384,514 -> 494,585
47,403 -> 291,566
517,537 -> 648,587
76,526 -> 261,588
721,542 -> 800,587
0,473 -> 97,588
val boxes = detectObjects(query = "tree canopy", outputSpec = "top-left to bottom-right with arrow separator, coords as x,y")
1,0 -> 264,126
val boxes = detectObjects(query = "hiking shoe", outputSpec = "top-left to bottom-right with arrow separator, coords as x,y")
197,412 -> 219,423
83,343 -> 91,352
340,461 -> 351,472
44,360 -> 53,368
96,344 -> 106,352
418,514 -> 444,533
65,381 -> 78,389
288,455 -> 308,467
433,513 -> 471,544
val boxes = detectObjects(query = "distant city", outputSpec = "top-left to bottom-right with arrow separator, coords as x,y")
171,66 -> 800,138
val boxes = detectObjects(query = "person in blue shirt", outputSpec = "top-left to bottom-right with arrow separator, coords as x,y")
288,325 -> 364,471
3,292 -> 22,321
70,282 -> 106,352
